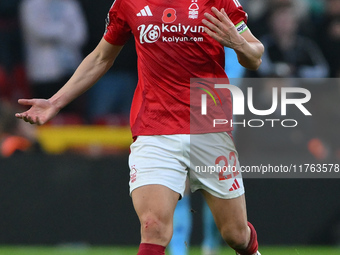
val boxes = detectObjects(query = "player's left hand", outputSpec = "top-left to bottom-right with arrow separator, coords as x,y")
202,7 -> 245,50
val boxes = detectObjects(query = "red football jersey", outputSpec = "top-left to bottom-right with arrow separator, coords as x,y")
104,0 -> 247,137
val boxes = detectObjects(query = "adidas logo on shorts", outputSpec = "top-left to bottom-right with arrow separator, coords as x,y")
229,179 -> 241,191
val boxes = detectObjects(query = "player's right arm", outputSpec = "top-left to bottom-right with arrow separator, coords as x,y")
203,7 -> 264,70
15,39 -> 123,125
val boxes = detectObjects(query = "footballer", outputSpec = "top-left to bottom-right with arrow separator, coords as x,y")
16,1 -> 264,255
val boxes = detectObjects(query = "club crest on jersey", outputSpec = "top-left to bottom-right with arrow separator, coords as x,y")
138,24 -> 161,44
189,0 -> 199,19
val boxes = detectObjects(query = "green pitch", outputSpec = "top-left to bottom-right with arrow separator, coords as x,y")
0,246 -> 339,255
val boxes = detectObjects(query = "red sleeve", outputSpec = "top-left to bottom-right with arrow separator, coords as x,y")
103,0 -> 132,45
225,0 -> 248,25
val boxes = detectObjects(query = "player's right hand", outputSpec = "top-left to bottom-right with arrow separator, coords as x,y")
15,99 -> 60,125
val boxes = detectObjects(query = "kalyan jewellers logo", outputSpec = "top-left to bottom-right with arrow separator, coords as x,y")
199,84 -> 312,128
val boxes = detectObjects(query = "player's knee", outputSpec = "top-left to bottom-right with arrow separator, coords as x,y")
140,213 -> 172,244
221,224 -> 249,250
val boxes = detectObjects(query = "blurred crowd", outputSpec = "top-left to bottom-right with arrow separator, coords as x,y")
0,0 -> 339,159
0,0 -> 137,125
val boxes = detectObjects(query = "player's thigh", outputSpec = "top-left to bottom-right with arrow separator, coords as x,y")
132,184 -> 180,227
132,184 -> 179,214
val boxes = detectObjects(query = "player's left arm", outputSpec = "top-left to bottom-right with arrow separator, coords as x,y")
203,7 -> 264,70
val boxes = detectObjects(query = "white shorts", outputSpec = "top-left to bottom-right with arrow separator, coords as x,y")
128,132 -> 244,199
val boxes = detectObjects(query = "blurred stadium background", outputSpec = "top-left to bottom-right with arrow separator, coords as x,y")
1,0 -> 340,254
